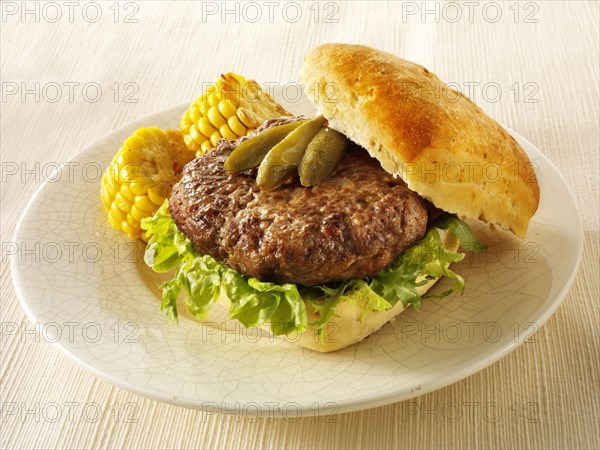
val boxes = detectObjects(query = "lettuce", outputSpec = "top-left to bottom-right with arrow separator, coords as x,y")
141,201 -> 307,335
141,201 -> 485,339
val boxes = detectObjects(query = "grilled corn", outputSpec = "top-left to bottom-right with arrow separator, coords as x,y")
180,73 -> 291,156
101,127 -> 194,241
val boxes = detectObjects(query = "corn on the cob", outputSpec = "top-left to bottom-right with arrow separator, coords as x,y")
101,127 -> 194,241
180,73 -> 291,156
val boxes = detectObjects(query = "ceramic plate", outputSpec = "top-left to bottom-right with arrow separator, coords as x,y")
11,92 -> 583,416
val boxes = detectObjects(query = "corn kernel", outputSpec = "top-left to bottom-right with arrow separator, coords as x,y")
129,205 -> 147,222
207,93 -> 220,108
189,124 -> 201,143
218,99 -> 237,118
124,134 -> 147,153
110,202 -> 127,221
189,106 -> 200,123
148,188 -> 165,206
237,109 -> 258,128
106,162 -> 120,180
134,195 -> 155,213
201,140 -> 213,153
210,131 -> 221,147
135,128 -> 159,144
219,123 -> 237,141
199,100 -> 210,116
105,174 -> 119,197
116,150 -> 137,167
107,212 -> 121,230
121,221 -> 140,238
115,191 -> 133,213
126,213 -> 138,228
227,115 -> 247,136
120,184 -> 135,202
129,179 -> 147,196
180,115 -> 191,133
198,117 -> 218,139
207,107 -> 227,128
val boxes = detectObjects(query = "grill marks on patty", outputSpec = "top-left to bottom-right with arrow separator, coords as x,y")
169,118 -> 429,286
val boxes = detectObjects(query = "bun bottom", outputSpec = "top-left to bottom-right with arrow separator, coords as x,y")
276,278 -> 437,352
215,229 -> 459,352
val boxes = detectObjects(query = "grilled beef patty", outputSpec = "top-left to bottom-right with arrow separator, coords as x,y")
170,117 -> 429,286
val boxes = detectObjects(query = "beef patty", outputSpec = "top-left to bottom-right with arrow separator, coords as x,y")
170,117 -> 429,286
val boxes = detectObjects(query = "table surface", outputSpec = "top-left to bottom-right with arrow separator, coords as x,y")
1,1 -> 598,449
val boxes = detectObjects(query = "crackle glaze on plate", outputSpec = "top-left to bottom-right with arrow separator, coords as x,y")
11,91 -> 582,416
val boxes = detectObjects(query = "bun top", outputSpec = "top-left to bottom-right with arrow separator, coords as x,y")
300,43 -> 539,238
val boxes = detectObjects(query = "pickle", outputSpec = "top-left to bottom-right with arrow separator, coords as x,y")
298,127 -> 349,186
224,120 -> 308,174
256,115 -> 325,191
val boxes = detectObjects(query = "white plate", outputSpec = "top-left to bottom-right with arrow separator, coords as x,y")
11,92 -> 583,416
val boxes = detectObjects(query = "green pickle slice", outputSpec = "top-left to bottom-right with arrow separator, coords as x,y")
298,127 -> 349,187
224,119 -> 308,174
256,115 -> 325,191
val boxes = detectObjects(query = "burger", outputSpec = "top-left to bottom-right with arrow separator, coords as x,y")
141,44 -> 540,352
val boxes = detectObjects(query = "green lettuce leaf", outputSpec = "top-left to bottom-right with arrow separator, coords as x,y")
141,200 -> 307,335
433,214 -> 488,251
141,200 -> 485,339
303,220 -> 473,339
141,201 -> 190,273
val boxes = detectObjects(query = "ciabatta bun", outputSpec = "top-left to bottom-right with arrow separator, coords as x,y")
300,43 -> 540,238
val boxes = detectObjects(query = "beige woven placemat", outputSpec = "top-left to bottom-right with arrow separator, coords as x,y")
1,1 -> 598,448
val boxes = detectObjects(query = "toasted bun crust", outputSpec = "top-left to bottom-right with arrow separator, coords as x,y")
300,44 -> 539,238
216,229 -> 459,352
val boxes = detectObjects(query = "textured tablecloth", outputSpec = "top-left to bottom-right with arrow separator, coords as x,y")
1,1 -> 598,449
